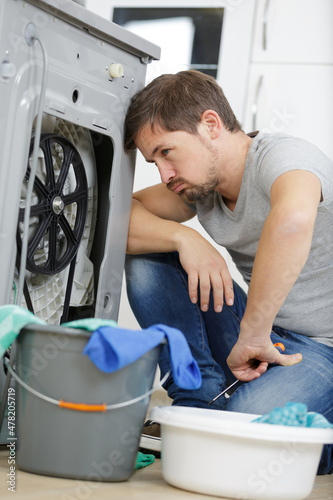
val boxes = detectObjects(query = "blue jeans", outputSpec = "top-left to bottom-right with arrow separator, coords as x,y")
125,252 -> 333,474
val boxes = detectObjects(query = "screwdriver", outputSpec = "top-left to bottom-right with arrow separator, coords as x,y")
208,342 -> 285,405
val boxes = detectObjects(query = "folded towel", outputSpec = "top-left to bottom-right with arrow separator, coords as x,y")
0,305 -> 201,390
82,323 -> 202,390
252,402 -> 333,428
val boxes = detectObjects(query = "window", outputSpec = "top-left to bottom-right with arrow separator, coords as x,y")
113,8 -> 224,79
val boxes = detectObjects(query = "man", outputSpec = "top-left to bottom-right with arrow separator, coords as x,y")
124,70 -> 333,473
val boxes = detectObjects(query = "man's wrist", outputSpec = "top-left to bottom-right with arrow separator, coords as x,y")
173,224 -> 199,252
239,315 -> 272,343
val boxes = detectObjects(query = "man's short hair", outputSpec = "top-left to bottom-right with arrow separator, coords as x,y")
124,69 -> 242,151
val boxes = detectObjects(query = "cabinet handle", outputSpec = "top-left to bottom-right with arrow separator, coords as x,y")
251,75 -> 263,131
262,0 -> 270,50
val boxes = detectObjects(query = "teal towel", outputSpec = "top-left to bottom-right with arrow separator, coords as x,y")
0,305 -> 117,358
62,317 -> 117,331
135,451 -> 155,469
252,402 -> 333,428
0,305 -> 45,357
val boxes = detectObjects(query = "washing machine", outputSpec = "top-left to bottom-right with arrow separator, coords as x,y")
0,0 -> 160,441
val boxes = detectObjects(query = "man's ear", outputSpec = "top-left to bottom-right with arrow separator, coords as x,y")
200,109 -> 222,139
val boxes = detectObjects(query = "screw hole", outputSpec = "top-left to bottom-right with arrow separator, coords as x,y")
104,293 -> 112,310
72,89 -> 79,103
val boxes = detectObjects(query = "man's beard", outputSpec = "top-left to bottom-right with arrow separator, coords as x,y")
168,167 -> 220,203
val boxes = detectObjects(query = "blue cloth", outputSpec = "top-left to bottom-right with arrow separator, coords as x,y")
82,323 -> 202,390
0,305 -> 201,391
252,402 -> 333,428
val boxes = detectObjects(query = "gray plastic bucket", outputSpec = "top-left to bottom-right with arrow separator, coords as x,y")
10,324 -> 166,481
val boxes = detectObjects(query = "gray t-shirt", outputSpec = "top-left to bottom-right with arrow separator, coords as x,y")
192,132 -> 333,347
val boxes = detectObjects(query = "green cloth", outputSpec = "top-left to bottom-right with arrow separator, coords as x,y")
62,317 -> 117,331
0,305 -> 44,357
135,452 -> 155,469
0,304 -> 117,358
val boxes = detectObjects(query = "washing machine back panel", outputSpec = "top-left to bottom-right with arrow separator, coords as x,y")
0,0 -> 159,319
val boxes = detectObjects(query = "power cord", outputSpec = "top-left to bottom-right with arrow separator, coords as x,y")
16,23 -> 49,306
0,23 -> 49,432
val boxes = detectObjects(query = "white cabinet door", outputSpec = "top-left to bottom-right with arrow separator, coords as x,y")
252,0 -> 333,63
244,63 -> 333,159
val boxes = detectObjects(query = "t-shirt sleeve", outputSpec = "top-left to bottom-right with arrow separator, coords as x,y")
256,137 -> 333,204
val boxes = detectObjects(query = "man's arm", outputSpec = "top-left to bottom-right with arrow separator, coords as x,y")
227,170 -> 322,380
126,183 -> 195,253
126,183 -> 234,311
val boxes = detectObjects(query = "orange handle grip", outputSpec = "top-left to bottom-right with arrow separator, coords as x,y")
274,342 -> 285,352
59,400 -> 107,412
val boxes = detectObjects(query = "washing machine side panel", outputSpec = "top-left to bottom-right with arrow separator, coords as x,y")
0,0 -> 154,317
94,133 -> 136,321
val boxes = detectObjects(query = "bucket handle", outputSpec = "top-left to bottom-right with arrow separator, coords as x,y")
4,358 -> 170,412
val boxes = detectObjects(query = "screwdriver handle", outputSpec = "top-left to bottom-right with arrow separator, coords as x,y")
208,342 -> 286,405
273,342 -> 285,354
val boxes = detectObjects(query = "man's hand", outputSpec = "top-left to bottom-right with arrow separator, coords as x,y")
227,334 -> 302,382
176,228 -> 234,313
128,184 -> 233,313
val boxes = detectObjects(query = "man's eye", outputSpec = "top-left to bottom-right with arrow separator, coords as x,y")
162,149 -> 170,156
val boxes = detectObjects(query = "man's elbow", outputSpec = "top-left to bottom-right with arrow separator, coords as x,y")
270,207 -> 317,242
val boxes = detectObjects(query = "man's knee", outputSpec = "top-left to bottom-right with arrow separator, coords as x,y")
125,254 -> 155,299
125,252 -> 178,298
225,374 -> 297,415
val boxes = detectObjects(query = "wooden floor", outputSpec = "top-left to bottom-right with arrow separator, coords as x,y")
0,445 -> 332,500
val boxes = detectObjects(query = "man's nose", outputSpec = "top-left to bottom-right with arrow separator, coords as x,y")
156,161 -> 176,184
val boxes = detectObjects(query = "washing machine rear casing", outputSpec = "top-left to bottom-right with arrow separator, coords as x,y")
0,0 -> 160,439
0,0 -> 159,317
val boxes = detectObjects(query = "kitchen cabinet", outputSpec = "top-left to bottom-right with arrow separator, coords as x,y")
244,0 -> 333,159
244,64 -> 333,158
252,0 -> 333,63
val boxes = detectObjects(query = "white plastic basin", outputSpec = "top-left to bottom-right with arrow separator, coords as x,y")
151,406 -> 333,500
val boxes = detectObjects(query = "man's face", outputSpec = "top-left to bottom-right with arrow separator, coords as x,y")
135,125 -> 220,203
